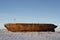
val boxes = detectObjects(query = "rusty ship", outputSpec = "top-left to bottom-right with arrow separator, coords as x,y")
4,23 -> 57,32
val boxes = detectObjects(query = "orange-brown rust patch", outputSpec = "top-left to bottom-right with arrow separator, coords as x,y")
4,23 -> 57,32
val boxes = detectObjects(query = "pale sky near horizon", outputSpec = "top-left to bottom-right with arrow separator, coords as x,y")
0,0 -> 60,31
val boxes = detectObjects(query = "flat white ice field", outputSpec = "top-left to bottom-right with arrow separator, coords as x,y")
0,32 -> 60,40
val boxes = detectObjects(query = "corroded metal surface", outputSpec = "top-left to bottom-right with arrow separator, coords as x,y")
4,23 -> 57,32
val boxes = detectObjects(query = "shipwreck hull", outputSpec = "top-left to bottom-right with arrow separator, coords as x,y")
4,23 -> 57,32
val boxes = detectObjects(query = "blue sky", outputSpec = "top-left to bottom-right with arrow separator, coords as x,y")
0,0 -> 60,31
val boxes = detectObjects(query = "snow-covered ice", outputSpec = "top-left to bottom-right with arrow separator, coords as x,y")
0,29 -> 60,40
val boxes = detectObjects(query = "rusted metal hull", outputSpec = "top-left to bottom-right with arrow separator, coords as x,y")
4,23 -> 57,32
